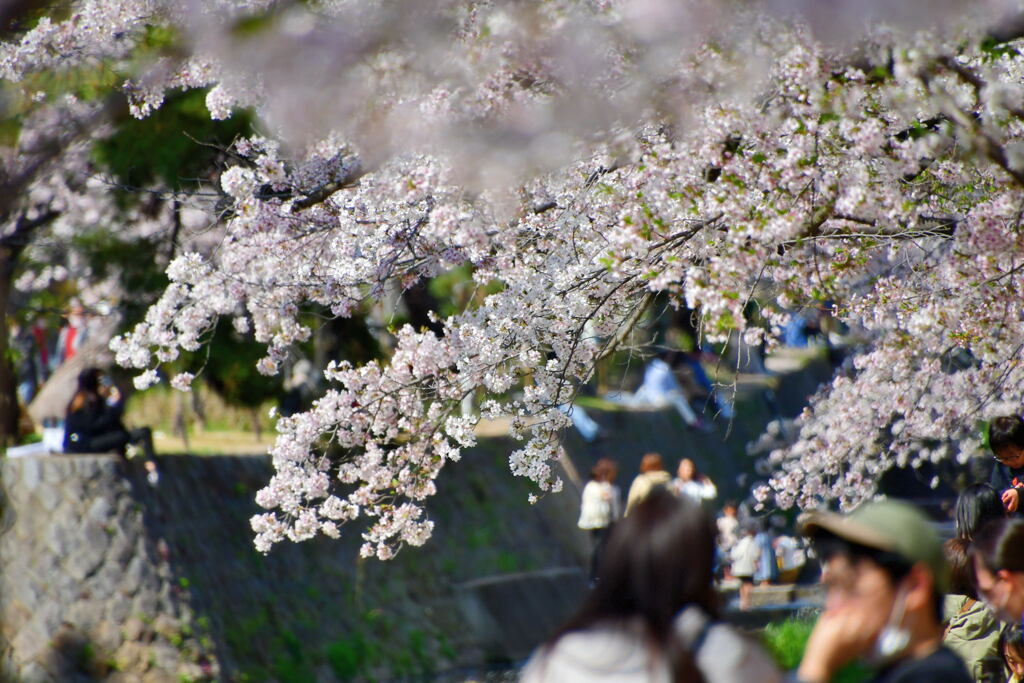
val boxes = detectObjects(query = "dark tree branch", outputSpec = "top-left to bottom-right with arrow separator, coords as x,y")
0,209 -> 59,253
290,162 -> 365,212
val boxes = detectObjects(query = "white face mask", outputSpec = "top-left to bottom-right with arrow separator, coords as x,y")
864,583 -> 911,667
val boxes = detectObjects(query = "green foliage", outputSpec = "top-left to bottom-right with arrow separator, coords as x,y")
428,264 -> 505,318
94,88 -> 253,191
761,617 -> 871,683
325,632 -> 374,681
193,322 -> 282,410
761,617 -> 814,670
72,228 -> 169,324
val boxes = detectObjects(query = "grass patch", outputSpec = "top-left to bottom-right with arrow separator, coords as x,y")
761,617 -> 871,683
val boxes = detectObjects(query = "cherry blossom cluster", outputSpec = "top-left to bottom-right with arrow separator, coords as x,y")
119,3 -> 1024,552
12,0 -> 1024,554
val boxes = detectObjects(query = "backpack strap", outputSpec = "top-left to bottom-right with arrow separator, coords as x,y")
689,616 -> 716,655
944,597 -> 977,638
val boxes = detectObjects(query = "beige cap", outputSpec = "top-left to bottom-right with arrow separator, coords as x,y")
798,499 -> 950,594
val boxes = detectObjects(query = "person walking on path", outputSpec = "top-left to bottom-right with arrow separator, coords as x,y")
625,452 -> 673,516
792,499 -> 971,683
731,525 -> 759,611
578,458 -> 622,584
755,520 -> 779,587
522,488 -> 781,682
989,416 -> 1024,515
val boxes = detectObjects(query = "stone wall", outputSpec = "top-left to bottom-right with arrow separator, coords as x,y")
1,456 -> 212,682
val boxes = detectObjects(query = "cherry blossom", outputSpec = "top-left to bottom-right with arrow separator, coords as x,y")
9,0 -> 1024,554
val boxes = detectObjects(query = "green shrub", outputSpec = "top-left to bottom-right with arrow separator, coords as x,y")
761,617 -> 871,683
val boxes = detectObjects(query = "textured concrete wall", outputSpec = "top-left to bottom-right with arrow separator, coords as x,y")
1,456 -> 212,682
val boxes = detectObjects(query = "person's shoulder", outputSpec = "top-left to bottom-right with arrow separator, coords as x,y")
881,646 -> 971,683
675,607 -> 781,682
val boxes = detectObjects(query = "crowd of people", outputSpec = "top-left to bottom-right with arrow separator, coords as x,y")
11,301 -> 98,407
547,413 -> 1024,682
579,451 -> 803,606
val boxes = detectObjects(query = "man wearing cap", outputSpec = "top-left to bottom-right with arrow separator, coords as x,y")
792,499 -> 972,683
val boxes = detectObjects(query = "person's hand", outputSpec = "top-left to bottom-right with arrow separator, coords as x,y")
107,385 -> 122,404
797,604 -> 885,683
1003,488 -> 1020,512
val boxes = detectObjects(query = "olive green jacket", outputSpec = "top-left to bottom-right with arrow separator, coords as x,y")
942,594 -> 1004,683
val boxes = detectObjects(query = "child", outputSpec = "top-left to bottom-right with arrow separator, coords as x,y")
731,524 -> 759,610
716,502 -> 739,582
1002,626 -> 1024,682
989,415 -> 1024,514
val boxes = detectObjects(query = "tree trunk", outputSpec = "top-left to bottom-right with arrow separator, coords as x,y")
174,389 -> 190,452
0,247 -> 19,449
250,406 -> 262,442
190,383 -> 207,431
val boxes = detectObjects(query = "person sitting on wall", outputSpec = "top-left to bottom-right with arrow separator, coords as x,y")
64,368 -> 156,476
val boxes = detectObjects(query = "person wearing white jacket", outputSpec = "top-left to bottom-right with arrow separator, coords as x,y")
578,458 -> 622,583
673,458 -> 717,505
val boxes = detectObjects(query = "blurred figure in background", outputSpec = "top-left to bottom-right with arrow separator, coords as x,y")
717,502 -> 740,582
54,300 -> 90,368
754,519 -> 779,587
625,452 -> 672,516
578,458 -> 622,584
64,368 -> 156,480
731,524 -> 759,611
1001,627 -> 1024,683
522,489 -> 780,682
673,458 -> 717,505
955,483 -> 1007,540
942,537 -> 1004,682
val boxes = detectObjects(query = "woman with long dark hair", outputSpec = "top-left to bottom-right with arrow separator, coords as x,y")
522,488 -> 780,682
64,367 -> 155,467
954,483 -> 1005,541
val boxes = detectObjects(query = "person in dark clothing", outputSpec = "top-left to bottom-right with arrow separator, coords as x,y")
790,500 -> 972,683
64,368 -> 156,469
954,483 -> 1006,540
989,415 -> 1024,515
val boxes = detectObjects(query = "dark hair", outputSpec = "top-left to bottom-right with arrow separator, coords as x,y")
591,458 -> 618,483
944,537 -> 977,599
1001,625 -> 1024,659
990,415 -> 1024,456
77,367 -> 102,394
640,452 -> 665,474
67,367 -> 103,415
547,488 -> 715,681
955,484 -> 1005,541
813,532 -> 943,622
973,518 -> 1024,574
